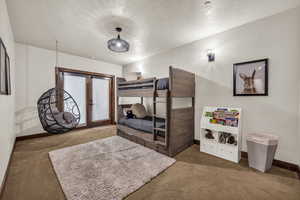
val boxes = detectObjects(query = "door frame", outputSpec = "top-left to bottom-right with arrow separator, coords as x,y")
55,67 -> 115,128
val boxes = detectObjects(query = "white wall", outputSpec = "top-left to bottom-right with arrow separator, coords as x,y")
15,43 -> 122,136
0,0 -> 16,185
124,7 -> 300,165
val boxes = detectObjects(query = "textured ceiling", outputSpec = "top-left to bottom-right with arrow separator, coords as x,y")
6,0 -> 300,65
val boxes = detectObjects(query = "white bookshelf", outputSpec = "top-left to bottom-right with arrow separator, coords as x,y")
200,106 -> 242,163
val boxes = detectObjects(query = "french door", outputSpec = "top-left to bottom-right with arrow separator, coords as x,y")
56,67 -> 115,128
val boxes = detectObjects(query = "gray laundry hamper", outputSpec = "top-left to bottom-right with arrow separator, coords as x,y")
246,133 -> 278,172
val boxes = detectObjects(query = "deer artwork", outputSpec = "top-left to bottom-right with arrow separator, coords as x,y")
239,70 -> 256,94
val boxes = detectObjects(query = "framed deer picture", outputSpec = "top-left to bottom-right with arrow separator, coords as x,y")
233,58 -> 268,96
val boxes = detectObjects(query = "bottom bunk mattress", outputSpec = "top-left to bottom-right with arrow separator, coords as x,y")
119,116 -> 165,133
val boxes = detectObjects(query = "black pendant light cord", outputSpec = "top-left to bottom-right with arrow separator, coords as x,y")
56,40 -> 59,67
116,27 -> 122,39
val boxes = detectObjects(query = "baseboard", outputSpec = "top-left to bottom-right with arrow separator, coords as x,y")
194,139 -> 300,179
193,139 -> 200,145
0,141 -> 16,199
16,124 -> 117,142
16,132 -> 53,141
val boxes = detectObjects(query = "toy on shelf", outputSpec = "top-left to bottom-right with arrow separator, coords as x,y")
219,132 -> 237,146
227,135 -> 237,145
204,129 -> 214,140
219,132 -> 231,144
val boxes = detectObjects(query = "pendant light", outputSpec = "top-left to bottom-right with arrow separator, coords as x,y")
107,27 -> 130,53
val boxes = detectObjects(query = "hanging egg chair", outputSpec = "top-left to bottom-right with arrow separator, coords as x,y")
37,88 -> 80,134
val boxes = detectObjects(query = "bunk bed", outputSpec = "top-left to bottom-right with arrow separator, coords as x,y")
117,66 -> 195,157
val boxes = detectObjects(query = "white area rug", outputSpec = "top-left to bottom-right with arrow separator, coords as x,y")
49,136 -> 176,200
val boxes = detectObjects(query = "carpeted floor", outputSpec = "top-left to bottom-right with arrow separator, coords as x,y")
1,126 -> 300,200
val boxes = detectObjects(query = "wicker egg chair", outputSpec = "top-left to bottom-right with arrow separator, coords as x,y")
37,88 -> 80,134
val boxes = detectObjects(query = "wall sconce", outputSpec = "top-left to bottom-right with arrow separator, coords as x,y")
207,49 -> 215,62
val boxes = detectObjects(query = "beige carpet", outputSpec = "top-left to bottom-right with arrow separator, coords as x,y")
49,136 -> 175,200
1,126 -> 300,200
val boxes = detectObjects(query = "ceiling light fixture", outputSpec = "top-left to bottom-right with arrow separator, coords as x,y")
107,27 -> 130,53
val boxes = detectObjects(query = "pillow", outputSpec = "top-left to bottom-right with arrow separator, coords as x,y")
63,112 -> 75,124
53,112 -> 63,122
131,103 -> 147,118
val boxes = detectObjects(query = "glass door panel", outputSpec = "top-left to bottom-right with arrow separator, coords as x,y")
56,67 -> 114,129
64,74 -> 87,125
91,77 -> 110,122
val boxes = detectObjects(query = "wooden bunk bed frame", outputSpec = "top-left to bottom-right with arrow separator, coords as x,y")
117,66 -> 195,157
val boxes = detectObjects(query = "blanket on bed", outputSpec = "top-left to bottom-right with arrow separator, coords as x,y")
119,116 -> 165,133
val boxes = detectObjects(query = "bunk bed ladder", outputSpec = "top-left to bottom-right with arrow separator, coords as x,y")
152,78 -> 157,142
152,82 -> 168,147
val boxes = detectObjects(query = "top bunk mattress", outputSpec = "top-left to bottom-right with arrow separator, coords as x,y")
118,78 -> 169,90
